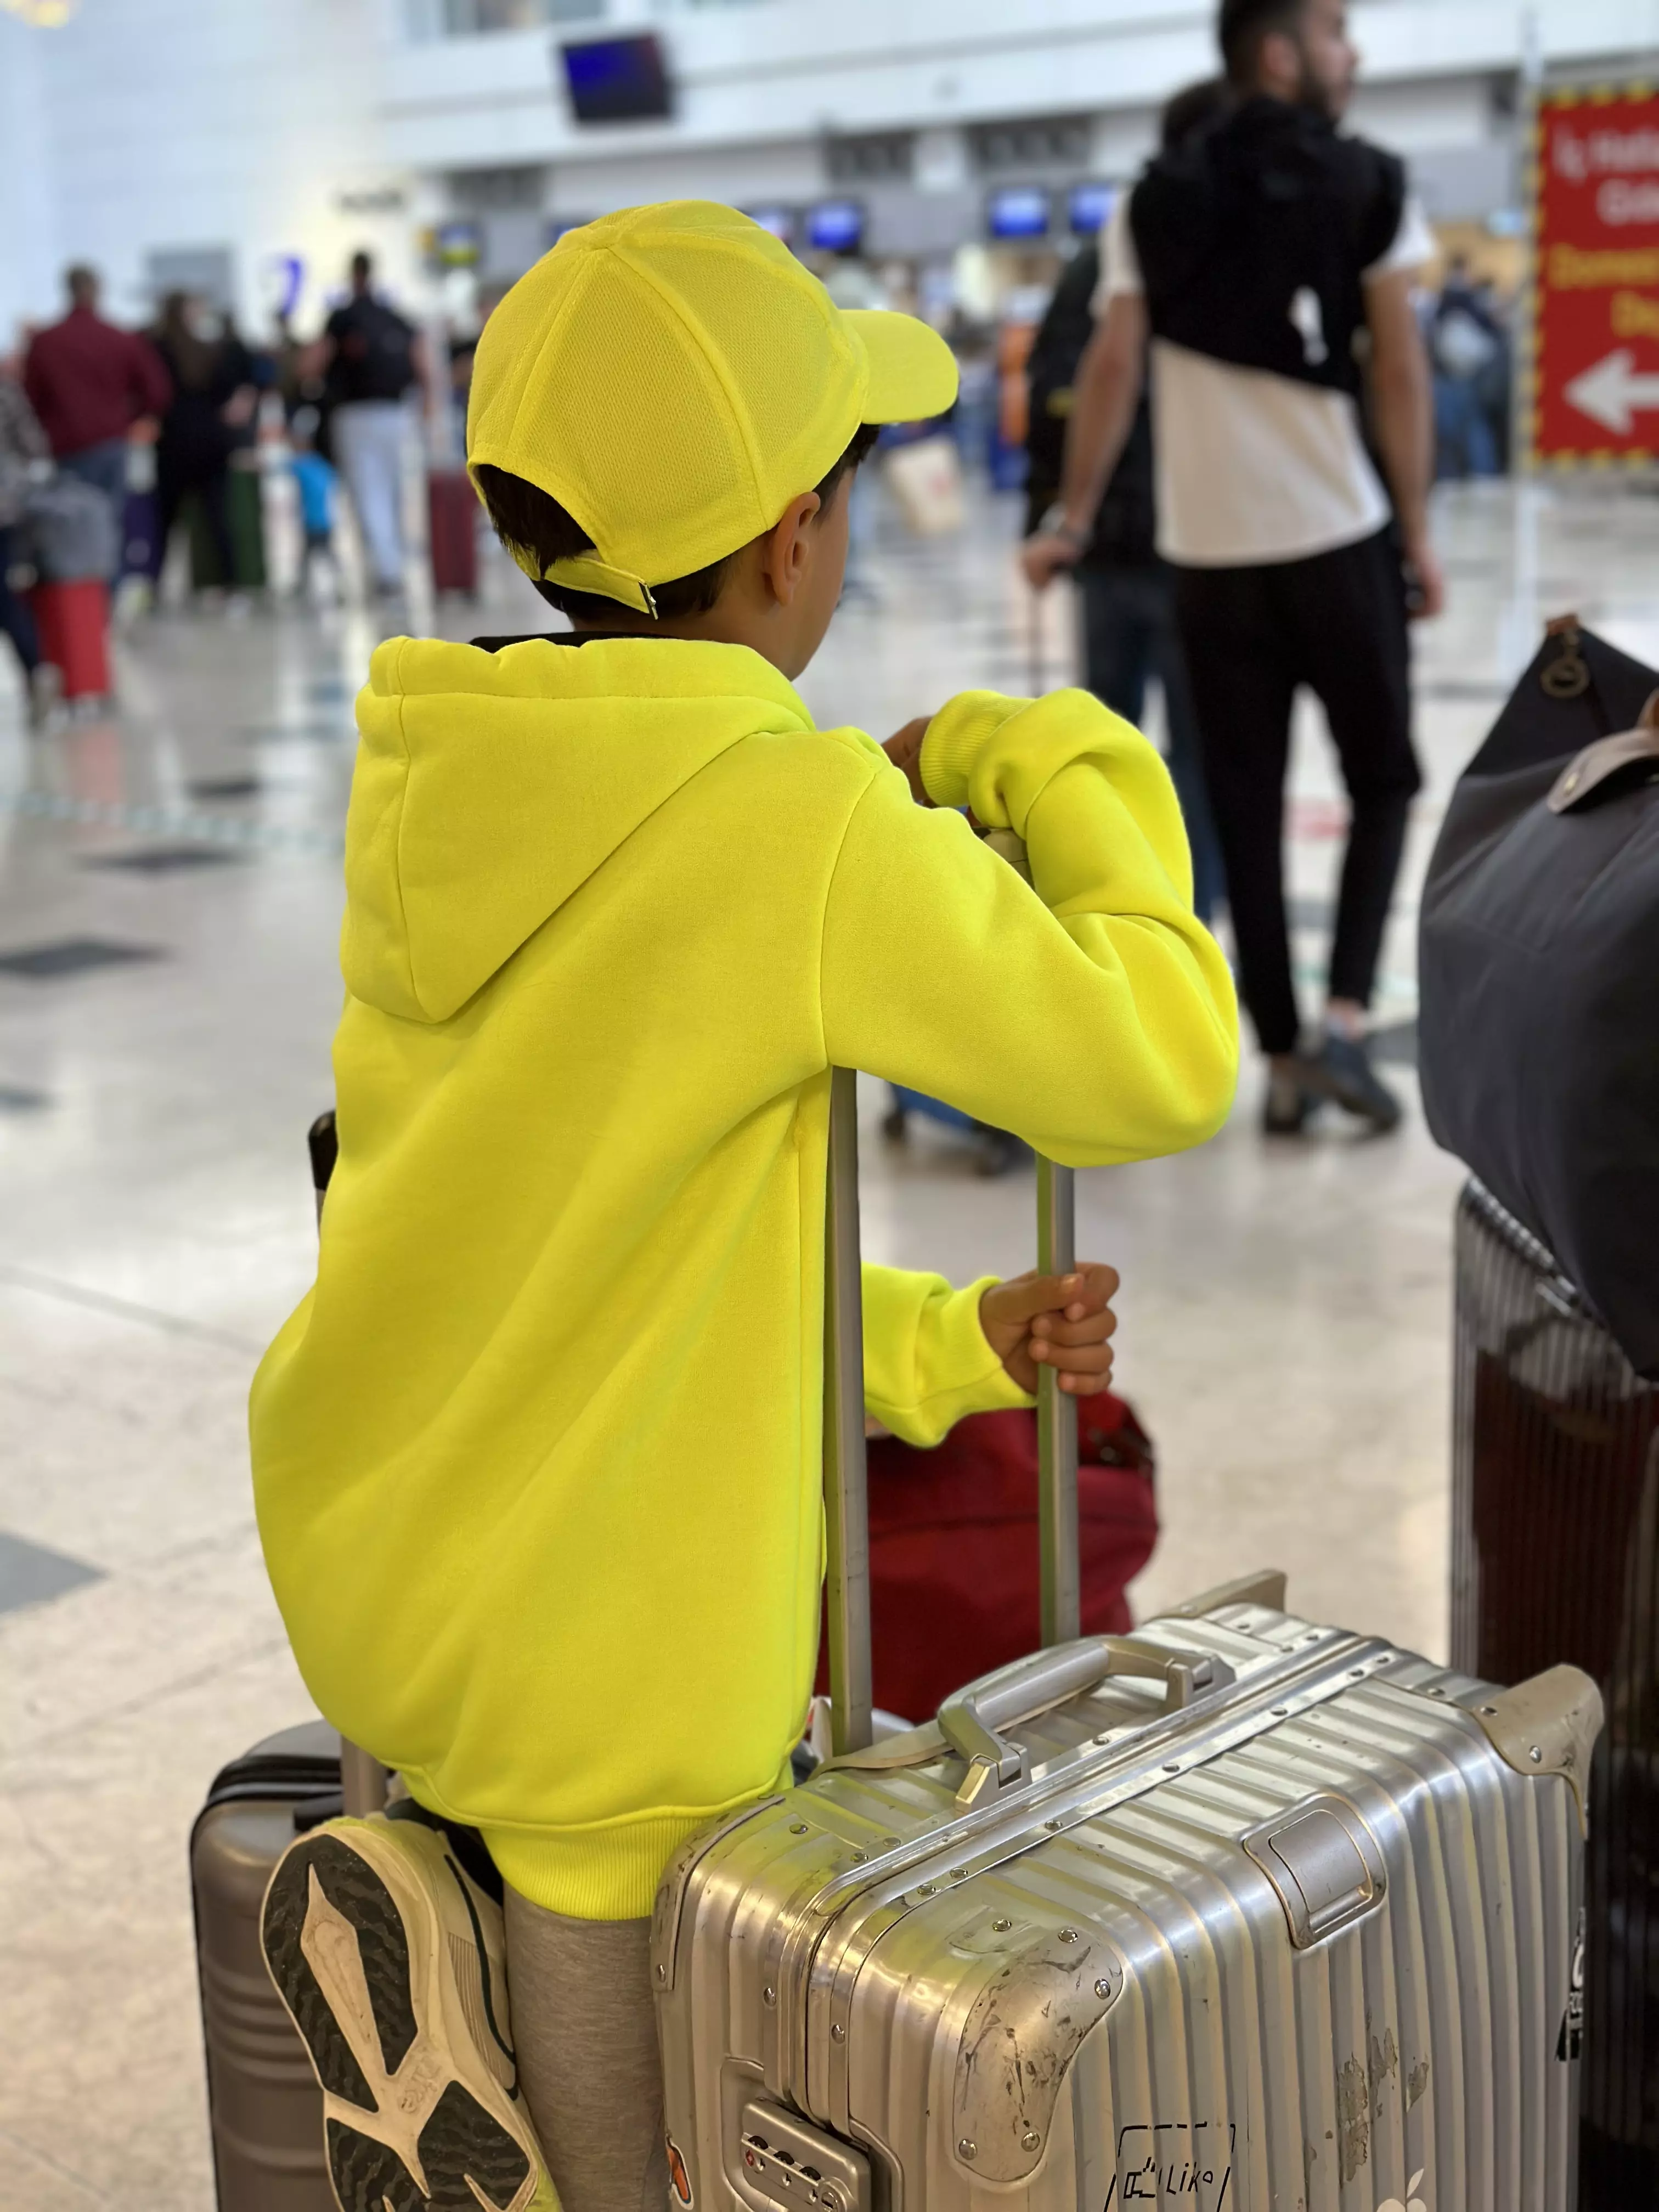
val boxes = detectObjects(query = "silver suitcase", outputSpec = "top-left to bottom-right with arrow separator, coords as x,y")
654,1070 -> 1603,2212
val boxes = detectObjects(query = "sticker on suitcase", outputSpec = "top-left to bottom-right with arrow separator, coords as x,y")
1103,2121 -> 1233,2208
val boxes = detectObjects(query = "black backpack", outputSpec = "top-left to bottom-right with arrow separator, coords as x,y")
1419,617 -> 1659,1378
1023,241 -> 1157,568
329,295 -> 416,404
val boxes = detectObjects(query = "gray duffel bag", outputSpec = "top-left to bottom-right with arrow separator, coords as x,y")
22,473 -> 119,582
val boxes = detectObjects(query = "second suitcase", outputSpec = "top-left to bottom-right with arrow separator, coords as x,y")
655,1073 -> 1602,2212
427,467 -> 478,596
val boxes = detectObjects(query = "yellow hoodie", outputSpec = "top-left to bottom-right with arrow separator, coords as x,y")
249,633 -> 1236,1918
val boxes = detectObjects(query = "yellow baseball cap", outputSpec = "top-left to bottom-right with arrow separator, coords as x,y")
466,200 -> 958,614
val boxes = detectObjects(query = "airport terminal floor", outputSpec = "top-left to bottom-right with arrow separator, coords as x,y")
0,471 -> 1650,2203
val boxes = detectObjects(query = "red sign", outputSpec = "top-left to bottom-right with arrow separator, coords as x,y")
1530,86 -> 1659,464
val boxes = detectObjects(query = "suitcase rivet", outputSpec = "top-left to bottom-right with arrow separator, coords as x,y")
850,1850 -> 866,1863
763,1985 -> 777,2005
789,1821 -> 809,1835
1272,1707 -> 1289,1717
1529,1744 -> 1543,1761
1350,1667 -> 1365,1677
917,1882 -> 936,1895
1480,1705 -> 1497,1716
958,2139 -> 978,2160
831,2022 -> 846,2041
1058,1927 -> 1079,1942
1095,1978 -> 1114,1997
656,1962 -> 667,1983
950,1867 -> 968,1880
884,1836 -> 900,1848
1022,2129 -> 1041,2151
992,1917 -> 1012,1932
1164,1760 -> 1181,1773
1044,1818 -> 1062,1831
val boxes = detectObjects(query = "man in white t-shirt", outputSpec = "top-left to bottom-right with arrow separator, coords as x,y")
1023,0 -> 1442,1136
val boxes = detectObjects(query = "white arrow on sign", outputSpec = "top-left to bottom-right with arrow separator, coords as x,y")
1563,347 -> 1659,435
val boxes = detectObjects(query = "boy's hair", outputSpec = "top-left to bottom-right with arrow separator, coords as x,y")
1218,0 -> 1308,83
475,423 -> 881,624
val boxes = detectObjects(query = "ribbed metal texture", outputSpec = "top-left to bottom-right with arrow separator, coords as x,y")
656,1602 -> 1586,2211
1452,1179 -> 1659,2207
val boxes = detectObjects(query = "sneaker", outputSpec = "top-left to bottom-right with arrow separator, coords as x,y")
974,1126 -> 1030,1178
1262,1059 -> 1319,1136
1305,1031 -> 1403,1133
261,1811 -> 558,2212
27,662 -> 63,731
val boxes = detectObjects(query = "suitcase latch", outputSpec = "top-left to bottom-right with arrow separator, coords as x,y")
1243,1795 -> 1386,1948
734,2100 -> 870,2212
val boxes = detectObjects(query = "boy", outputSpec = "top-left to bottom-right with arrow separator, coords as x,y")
251,203 -> 1237,2212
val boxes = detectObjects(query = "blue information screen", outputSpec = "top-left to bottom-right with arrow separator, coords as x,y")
561,35 -> 672,123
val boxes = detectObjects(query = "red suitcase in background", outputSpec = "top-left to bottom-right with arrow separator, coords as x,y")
427,468 -> 478,596
31,579 -> 111,700
816,1390 -> 1158,1722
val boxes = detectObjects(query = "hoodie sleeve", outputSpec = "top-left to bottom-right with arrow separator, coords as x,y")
861,1262 -> 1032,1447
820,689 -> 1238,1166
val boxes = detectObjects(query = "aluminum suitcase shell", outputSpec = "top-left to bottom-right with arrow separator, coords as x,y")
656,1596 -> 1598,2211
656,1030 -> 1600,2210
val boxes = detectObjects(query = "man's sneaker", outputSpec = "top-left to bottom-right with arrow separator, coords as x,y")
261,1810 -> 558,2212
1305,1031 -> 1403,1133
1262,1059 -> 1319,1137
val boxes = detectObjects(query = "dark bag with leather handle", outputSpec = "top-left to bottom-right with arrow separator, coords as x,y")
1419,615 -> 1659,1378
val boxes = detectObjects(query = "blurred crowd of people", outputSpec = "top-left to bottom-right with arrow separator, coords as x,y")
0,250 -> 435,706
1422,251 -> 1515,482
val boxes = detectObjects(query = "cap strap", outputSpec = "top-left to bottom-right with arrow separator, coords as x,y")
541,554 -> 659,618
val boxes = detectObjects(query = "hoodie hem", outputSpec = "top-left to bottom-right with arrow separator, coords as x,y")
403,1764 -> 793,1921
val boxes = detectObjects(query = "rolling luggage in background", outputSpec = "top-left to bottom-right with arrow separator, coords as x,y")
187,464 -> 268,591
1453,1177 -> 1659,2208
190,1722 -> 342,2211
30,579 -> 111,700
656,1066 -> 1601,2212
121,488 -> 163,583
427,468 -> 478,596
815,1392 -> 1156,1723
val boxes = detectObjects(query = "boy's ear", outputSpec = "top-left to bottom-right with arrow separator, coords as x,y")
760,489 -> 822,608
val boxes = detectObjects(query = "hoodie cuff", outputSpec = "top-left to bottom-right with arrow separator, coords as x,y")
920,690 -> 1027,815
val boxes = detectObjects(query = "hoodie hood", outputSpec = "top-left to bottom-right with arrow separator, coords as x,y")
342,633 -> 814,1023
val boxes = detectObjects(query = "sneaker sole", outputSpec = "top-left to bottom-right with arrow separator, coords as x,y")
262,1830 -> 538,2212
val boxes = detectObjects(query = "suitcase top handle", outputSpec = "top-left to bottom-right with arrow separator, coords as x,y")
938,1635 -> 1237,1809
823,827 -> 1084,1757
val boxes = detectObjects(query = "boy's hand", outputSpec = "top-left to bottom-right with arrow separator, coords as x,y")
882,716 -> 935,806
979,1263 -> 1119,1396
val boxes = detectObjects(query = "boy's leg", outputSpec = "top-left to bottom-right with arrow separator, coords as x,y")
503,1887 -> 668,2212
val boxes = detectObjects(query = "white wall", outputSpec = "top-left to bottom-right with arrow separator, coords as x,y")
7,0 -> 1659,348
1,0 -> 409,343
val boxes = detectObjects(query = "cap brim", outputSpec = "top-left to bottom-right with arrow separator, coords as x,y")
845,310 -> 960,424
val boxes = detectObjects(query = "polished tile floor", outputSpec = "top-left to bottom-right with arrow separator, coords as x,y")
2,471 -> 1655,2203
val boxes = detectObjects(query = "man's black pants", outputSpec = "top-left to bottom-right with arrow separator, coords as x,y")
1172,528 -> 1419,1057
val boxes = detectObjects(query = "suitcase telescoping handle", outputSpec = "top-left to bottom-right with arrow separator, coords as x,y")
821,1048 -> 1085,1754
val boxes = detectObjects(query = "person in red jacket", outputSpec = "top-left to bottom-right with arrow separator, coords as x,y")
24,264 -> 171,575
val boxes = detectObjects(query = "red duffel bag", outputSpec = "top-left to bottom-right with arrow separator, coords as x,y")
815,1391 -> 1158,1723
